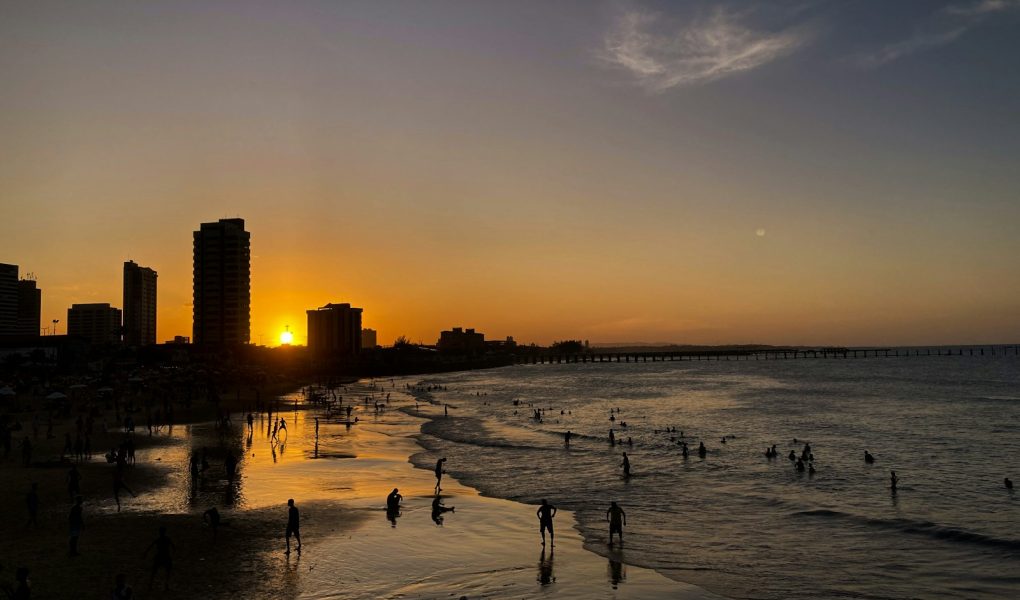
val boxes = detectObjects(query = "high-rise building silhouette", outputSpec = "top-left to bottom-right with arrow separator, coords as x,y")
16,279 -> 41,336
307,303 -> 362,359
67,303 -> 122,344
193,218 -> 251,346
123,260 -> 157,346
0,263 -> 17,334
0,263 -> 42,337
361,327 -> 378,349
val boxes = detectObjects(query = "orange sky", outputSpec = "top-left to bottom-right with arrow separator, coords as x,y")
2,3 -> 1019,347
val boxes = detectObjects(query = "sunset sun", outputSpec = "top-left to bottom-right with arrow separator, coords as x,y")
280,328 -> 294,345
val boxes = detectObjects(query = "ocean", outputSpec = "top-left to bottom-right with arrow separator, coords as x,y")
406,353 -> 1020,599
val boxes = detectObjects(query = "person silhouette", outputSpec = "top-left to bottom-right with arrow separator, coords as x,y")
606,501 -> 627,546
144,526 -> 174,591
537,499 -> 557,546
68,495 -> 83,556
620,453 -> 631,477
609,429 -> 615,446
1006,477 -> 1014,490
890,470 -> 899,492
386,488 -> 403,513
285,499 -> 301,554
795,458 -> 806,472
864,450 -> 875,464
698,442 -> 707,458
564,431 -> 571,447
434,458 -> 447,492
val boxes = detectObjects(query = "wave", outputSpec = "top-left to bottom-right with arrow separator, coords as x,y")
419,416 -> 548,451
791,509 -> 1020,552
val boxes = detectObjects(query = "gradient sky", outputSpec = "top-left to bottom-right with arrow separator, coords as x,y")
2,1 -> 1019,346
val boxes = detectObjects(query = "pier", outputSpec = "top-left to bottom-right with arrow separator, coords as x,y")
513,345 -> 1020,365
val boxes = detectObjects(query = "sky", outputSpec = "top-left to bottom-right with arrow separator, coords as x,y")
1,0 -> 1019,347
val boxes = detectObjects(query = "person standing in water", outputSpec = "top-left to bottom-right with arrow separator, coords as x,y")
606,501 -> 627,546
890,471 -> 899,492
434,457 -> 447,492
620,452 -> 631,477
537,499 -> 557,546
564,431 -> 572,447
285,499 -> 301,554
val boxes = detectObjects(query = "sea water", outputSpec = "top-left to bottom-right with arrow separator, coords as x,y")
407,354 -> 1020,599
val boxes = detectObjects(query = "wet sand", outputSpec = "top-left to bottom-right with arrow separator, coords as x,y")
1,382 -> 720,598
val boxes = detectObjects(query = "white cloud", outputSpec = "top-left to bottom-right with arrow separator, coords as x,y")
602,9 -> 808,91
858,0 -> 1020,67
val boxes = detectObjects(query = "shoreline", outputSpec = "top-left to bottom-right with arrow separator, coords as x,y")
2,379 -> 721,599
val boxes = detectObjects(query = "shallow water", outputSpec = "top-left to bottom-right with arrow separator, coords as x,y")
404,354 -> 1020,599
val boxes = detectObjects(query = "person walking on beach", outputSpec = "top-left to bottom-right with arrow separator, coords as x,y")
621,452 -> 631,477
144,526 -> 174,591
285,499 -> 301,554
537,499 -> 557,547
68,495 -> 83,556
606,501 -> 627,546
434,457 -> 447,492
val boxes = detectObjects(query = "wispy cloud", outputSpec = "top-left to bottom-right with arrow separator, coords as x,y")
857,0 -> 1020,67
602,8 -> 808,91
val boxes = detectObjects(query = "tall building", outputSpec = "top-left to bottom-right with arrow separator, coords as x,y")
361,328 -> 378,349
0,263 -> 17,334
0,263 -> 41,337
193,218 -> 251,346
16,279 -> 41,336
67,303 -> 122,345
307,303 -> 363,359
123,260 -> 157,346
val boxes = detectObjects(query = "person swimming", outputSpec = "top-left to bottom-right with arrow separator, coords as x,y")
788,450 -> 797,461
808,463 -> 816,475
864,451 -> 875,464
795,458 -> 805,472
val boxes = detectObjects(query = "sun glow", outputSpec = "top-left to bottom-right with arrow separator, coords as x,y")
280,328 -> 294,345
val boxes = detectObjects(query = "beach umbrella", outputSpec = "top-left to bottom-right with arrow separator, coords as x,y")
0,387 -> 15,397
46,391 -> 68,400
